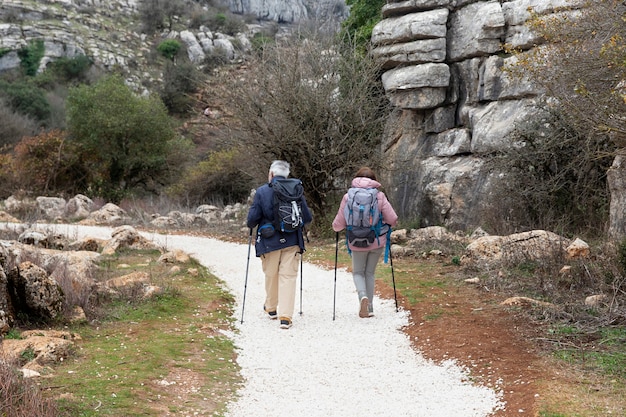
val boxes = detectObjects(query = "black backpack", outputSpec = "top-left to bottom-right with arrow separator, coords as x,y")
270,178 -> 305,233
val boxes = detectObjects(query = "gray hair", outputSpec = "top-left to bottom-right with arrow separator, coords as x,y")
270,160 -> 290,177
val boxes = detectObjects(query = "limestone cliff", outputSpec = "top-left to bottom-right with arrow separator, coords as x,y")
373,0 -> 584,231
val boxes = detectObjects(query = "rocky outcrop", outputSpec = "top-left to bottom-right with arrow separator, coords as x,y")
0,0 -> 273,91
374,0 -> 586,232
227,0 -> 348,24
0,0 -> 147,82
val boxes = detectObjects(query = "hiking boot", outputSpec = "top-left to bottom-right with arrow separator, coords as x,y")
263,305 -> 277,320
359,297 -> 370,318
279,317 -> 292,329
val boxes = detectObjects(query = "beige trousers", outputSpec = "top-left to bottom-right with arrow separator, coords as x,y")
261,245 -> 300,320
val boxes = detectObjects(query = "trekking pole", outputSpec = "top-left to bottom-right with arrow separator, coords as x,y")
333,232 -> 339,320
240,228 -> 253,324
299,252 -> 303,315
389,245 -> 399,312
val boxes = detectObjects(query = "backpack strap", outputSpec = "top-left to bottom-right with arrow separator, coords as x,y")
384,226 -> 392,264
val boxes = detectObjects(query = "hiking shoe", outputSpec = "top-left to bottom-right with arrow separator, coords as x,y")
279,317 -> 292,329
359,297 -> 370,318
263,305 -> 277,319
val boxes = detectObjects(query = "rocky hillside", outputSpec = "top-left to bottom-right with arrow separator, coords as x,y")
0,0 -> 346,92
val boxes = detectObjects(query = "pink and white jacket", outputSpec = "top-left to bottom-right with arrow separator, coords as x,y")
332,177 -> 398,252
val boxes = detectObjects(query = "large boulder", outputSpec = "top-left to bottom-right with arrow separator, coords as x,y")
7,261 -> 64,320
461,230 -> 571,267
101,225 -> 160,255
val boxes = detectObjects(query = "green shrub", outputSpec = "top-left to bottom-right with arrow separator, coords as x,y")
46,55 -> 93,82
66,74 -> 182,201
0,79 -> 50,123
250,33 -> 275,54
157,39 -> 181,61
17,39 -> 45,76
159,61 -> 200,115
214,12 -> 227,27
341,0 -> 385,52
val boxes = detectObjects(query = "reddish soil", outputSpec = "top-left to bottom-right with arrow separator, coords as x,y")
376,263 -> 552,417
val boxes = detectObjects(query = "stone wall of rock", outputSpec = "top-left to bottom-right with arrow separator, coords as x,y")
373,0 -> 584,232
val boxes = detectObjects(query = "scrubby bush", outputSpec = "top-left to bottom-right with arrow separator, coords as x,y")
13,129 -> 85,194
486,105 -> 613,238
166,148 -> 252,206
250,32 -> 276,54
0,98 -> 39,148
138,0 -> 186,33
157,39 -> 181,61
0,79 -> 51,123
159,61 -> 199,115
0,153 -> 18,198
0,359 -> 59,417
206,11 -> 246,35
517,0 -> 626,147
221,30 -> 390,219
44,55 -> 93,83
17,39 -> 45,76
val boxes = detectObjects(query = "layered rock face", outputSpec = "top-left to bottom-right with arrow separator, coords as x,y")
372,0 -> 581,231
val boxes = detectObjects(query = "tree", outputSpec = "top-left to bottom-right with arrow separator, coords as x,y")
66,75 -> 185,201
139,0 -> 187,34
221,31 -> 390,219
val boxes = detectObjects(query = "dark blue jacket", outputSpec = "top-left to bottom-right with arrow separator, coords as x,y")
246,176 -> 313,257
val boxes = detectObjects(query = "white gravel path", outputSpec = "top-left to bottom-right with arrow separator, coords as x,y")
20,224 -> 505,416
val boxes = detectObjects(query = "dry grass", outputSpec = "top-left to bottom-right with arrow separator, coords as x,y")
0,358 -> 60,417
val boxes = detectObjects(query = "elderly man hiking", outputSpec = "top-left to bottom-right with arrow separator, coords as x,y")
246,160 -> 313,329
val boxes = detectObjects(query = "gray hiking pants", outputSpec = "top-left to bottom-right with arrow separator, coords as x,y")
351,247 -> 384,313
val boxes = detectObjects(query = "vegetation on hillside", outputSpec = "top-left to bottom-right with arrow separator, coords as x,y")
340,0 -> 385,51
